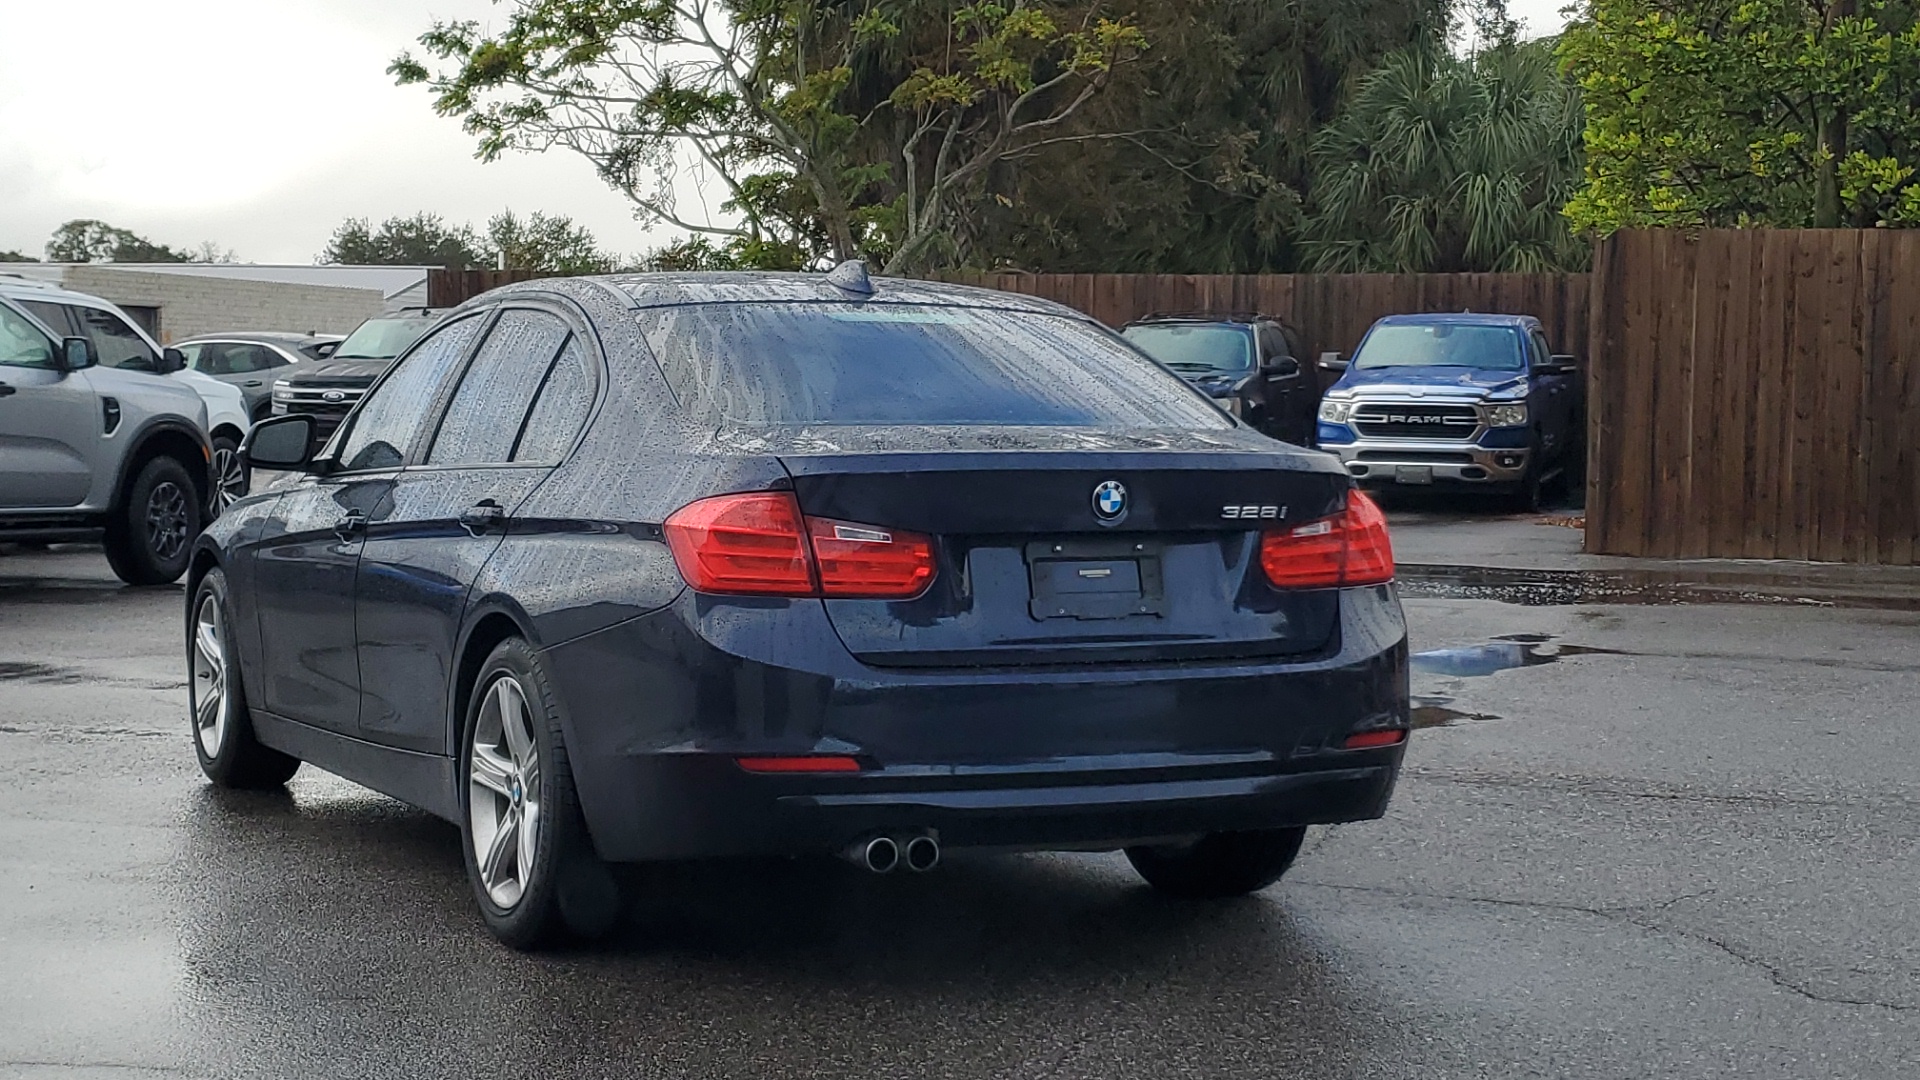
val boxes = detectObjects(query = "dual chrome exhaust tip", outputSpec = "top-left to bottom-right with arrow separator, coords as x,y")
847,832 -> 940,874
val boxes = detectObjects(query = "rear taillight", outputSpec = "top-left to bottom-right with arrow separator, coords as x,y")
664,492 -> 935,599
1259,489 -> 1395,589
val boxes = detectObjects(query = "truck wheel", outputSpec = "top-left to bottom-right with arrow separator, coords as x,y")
1126,827 -> 1308,898
104,456 -> 202,585
190,568 -> 300,788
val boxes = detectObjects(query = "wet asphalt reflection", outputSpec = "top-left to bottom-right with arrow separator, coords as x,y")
6,545 -> 1920,1078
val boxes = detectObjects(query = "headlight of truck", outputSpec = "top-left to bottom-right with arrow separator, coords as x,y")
271,380 -> 293,402
1485,403 -> 1528,428
1226,396 -> 1244,417
1318,398 -> 1354,424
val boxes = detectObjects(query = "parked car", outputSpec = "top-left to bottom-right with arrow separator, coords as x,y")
175,333 -> 344,420
2,279 -> 253,513
271,309 -> 442,444
1120,313 -> 1318,446
193,267 -> 1409,950
1315,313 -> 1583,509
0,292 -> 213,584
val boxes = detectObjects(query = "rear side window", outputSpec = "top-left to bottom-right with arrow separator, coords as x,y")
428,310 -> 571,466
512,335 -> 595,463
637,303 -> 1227,428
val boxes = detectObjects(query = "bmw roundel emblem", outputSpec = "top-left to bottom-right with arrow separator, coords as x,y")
1092,480 -> 1128,522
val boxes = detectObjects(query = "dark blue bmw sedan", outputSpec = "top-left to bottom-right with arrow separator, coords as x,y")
188,267 -> 1408,949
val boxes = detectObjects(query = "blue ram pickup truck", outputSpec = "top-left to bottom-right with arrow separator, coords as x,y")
1314,313 -> 1583,508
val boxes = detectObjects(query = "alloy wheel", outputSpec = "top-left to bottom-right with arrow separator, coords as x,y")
210,446 -> 247,512
469,675 -> 542,910
146,481 -> 190,560
191,592 -> 229,758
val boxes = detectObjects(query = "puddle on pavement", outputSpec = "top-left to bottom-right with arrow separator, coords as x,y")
1408,633 -> 1629,728
1397,564 -> 1913,609
1410,640 -> 1627,677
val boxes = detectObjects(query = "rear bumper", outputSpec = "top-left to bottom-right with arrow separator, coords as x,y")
540,586 -> 1409,863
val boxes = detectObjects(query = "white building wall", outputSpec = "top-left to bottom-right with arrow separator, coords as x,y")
57,265 -> 386,342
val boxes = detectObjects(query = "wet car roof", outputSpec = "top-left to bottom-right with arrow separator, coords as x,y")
1375,313 -> 1540,328
480,271 -> 1085,319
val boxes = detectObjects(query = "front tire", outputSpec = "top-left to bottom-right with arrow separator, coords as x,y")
1125,827 -> 1308,899
105,455 -> 201,585
190,568 -> 300,788
460,638 -> 619,950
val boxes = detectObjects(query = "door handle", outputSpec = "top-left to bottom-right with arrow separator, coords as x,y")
334,511 -> 368,542
243,380 -> 263,387
459,500 -> 506,534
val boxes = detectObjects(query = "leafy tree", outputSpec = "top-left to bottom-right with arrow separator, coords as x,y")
44,219 -> 191,263
1302,36 -> 1586,272
1560,0 -> 1920,231
487,210 -> 622,273
0,249 -> 34,262
978,0 -> 1453,272
319,213 -> 490,267
391,0 -> 1147,274
188,241 -> 240,264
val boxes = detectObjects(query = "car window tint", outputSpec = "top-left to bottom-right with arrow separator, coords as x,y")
638,303 -> 1227,428
17,300 -> 75,337
512,334 -> 594,463
180,343 -> 209,371
76,306 -> 158,371
1531,330 -> 1553,365
428,310 -> 571,466
336,315 -> 481,472
215,343 -> 278,374
1260,326 -> 1292,360
0,305 -> 56,369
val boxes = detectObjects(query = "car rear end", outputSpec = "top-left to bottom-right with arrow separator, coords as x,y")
538,290 -> 1409,865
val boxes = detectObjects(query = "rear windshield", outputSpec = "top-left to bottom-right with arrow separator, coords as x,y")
1121,324 -> 1254,374
635,303 -> 1229,428
333,318 -> 431,361
1353,323 -> 1524,370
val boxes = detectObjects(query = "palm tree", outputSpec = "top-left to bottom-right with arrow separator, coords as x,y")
1302,38 -> 1586,272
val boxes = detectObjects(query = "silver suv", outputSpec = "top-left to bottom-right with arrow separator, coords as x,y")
0,294 -> 213,584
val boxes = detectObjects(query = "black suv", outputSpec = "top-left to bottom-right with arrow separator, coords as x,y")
1121,313 -> 1318,446
270,309 -> 443,443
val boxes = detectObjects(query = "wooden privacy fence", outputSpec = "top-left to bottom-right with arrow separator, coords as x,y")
945,272 -> 1591,360
428,268 -> 540,308
1588,229 -> 1920,564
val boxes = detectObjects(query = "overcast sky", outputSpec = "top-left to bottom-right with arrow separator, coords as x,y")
0,0 -> 1572,265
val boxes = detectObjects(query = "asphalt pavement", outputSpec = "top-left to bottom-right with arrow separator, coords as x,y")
3,543 -> 1918,1079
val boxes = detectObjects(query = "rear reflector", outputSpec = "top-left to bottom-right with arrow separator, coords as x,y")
664,492 -> 936,599
735,755 -> 863,773
1259,489 -> 1395,589
1342,729 -> 1408,750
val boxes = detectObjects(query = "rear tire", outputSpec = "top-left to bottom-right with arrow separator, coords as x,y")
1126,827 -> 1308,899
105,455 -> 201,585
459,638 -> 619,950
190,568 -> 300,788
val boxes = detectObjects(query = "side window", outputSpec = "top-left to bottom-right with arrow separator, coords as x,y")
223,344 -> 278,374
0,305 -> 56,369
1258,325 -> 1292,361
1530,330 -> 1553,367
335,316 -> 482,473
179,343 -> 209,372
512,335 -> 595,463
17,300 -> 75,337
76,306 -> 158,371
427,310 -> 571,466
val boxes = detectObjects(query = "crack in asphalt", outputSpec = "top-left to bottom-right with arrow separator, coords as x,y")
1296,881 -> 1916,1013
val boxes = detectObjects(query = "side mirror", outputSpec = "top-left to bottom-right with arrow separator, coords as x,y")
1267,355 -> 1301,378
1317,351 -> 1348,373
156,347 -> 188,375
59,337 -> 97,372
1538,354 -> 1579,376
243,414 -> 318,470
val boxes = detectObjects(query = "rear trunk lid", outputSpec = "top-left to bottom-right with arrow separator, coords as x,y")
734,425 -> 1351,667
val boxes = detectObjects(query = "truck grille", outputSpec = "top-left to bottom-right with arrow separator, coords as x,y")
276,386 -> 366,416
1351,402 -> 1479,441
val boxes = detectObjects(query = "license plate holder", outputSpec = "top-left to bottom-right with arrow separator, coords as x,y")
1394,465 -> 1435,485
1025,538 -> 1166,620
